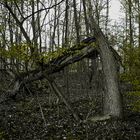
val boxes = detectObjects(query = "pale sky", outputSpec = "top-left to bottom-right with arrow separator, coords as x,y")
109,0 -> 123,22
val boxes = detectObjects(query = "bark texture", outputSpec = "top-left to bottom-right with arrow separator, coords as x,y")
91,20 -> 122,118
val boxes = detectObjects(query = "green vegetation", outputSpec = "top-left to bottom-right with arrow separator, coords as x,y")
0,41 -> 96,67
121,44 -> 140,112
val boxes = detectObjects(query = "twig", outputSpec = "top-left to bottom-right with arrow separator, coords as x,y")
36,92 -> 47,128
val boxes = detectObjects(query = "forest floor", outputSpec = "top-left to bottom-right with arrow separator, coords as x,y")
0,92 -> 140,140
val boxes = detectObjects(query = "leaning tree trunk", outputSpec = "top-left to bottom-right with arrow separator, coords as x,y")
92,20 -> 122,118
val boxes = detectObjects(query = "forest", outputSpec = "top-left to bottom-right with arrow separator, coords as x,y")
0,0 -> 140,139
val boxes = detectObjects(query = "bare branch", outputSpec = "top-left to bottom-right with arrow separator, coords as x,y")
21,0 -> 65,23
4,2 -> 31,44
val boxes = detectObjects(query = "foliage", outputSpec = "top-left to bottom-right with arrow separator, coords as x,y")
132,99 -> 140,112
0,41 -> 96,67
121,44 -> 140,112
127,91 -> 140,112
0,43 -> 31,61
121,45 -> 140,89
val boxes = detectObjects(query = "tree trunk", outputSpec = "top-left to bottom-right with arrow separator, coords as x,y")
73,0 -> 80,43
138,1 -> 140,48
92,20 -> 122,118
82,0 -> 89,36
128,0 -> 133,46
105,0 -> 109,37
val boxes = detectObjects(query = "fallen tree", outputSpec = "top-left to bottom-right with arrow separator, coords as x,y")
0,37 -> 99,121
0,36 -> 122,121
0,0 -> 123,121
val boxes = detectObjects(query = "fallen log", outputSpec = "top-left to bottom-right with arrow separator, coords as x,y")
0,37 -> 121,104
0,37 -> 98,103
19,37 -> 99,83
